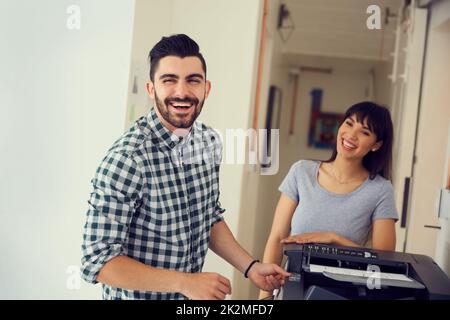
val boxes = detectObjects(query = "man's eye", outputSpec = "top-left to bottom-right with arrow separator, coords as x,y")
188,79 -> 200,84
163,79 -> 175,83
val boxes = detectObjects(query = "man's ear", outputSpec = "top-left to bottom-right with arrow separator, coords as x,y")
204,80 -> 211,99
146,81 -> 155,99
372,140 -> 383,152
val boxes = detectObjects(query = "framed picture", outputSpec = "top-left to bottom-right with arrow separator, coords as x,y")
308,88 -> 344,149
261,85 -> 282,168
308,113 -> 344,149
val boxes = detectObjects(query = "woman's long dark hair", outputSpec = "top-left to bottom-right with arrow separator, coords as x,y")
325,101 -> 394,181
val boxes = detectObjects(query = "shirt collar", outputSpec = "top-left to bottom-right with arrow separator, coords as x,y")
147,108 -> 199,149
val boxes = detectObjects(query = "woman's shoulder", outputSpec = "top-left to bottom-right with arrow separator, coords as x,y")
292,159 -> 321,170
290,159 -> 320,172
370,174 -> 395,194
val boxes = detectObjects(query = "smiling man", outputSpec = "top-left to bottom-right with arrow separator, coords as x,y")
150,55 -> 206,132
81,34 -> 289,300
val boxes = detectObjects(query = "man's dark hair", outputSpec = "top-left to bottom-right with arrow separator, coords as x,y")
148,34 -> 207,82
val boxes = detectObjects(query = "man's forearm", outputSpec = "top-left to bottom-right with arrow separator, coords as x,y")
259,237 -> 284,298
97,256 -> 186,293
209,221 -> 254,274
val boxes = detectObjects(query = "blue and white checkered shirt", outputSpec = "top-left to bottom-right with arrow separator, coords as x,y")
81,109 -> 225,299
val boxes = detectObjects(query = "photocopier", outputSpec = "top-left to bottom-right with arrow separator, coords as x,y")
280,243 -> 450,300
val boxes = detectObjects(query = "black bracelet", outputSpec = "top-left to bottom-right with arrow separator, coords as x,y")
244,259 -> 260,278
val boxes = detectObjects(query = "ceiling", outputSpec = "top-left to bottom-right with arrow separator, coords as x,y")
282,52 -> 386,72
280,0 -> 404,61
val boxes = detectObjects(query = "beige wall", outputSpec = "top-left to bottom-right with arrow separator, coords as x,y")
374,60 -> 393,109
125,0 -> 173,129
406,0 -> 450,260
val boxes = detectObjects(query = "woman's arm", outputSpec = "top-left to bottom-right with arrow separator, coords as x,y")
281,232 -> 360,248
371,218 -> 396,251
281,219 -> 396,251
258,193 -> 298,299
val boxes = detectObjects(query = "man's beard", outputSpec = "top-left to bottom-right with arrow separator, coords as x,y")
154,91 -> 204,129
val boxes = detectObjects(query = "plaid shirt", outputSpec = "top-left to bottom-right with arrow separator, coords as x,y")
81,109 -> 225,299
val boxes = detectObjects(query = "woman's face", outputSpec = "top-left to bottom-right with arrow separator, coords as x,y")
336,114 -> 383,160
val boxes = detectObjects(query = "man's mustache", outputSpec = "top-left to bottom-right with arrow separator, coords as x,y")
165,97 -> 199,106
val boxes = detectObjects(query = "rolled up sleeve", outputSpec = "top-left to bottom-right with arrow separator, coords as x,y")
211,188 -> 225,226
81,151 -> 143,284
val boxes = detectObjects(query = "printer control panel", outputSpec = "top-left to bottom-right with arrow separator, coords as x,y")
304,244 -> 378,260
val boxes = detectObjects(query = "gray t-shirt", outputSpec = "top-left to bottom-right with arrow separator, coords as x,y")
279,160 -> 398,246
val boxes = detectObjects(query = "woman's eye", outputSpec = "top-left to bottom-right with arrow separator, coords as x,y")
345,121 -> 353,126
363,131 -> 371,136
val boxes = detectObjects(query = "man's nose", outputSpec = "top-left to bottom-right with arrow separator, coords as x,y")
173,81 -> 189,97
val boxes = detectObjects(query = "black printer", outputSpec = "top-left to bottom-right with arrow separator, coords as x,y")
280,243 -> 450,300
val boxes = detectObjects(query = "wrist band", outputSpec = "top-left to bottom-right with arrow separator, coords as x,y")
244,259 -> 260,278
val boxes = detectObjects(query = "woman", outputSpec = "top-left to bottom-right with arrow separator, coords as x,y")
259,101 -> 398,299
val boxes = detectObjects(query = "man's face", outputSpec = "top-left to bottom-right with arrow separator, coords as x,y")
146,56 -> 211,132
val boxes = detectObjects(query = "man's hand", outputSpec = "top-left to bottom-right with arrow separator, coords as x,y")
280,232 -> 338,245
180,272 -> 231,300
247,263 -> 291,292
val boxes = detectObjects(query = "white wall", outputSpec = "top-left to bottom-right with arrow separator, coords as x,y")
0,0 -> 135,298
